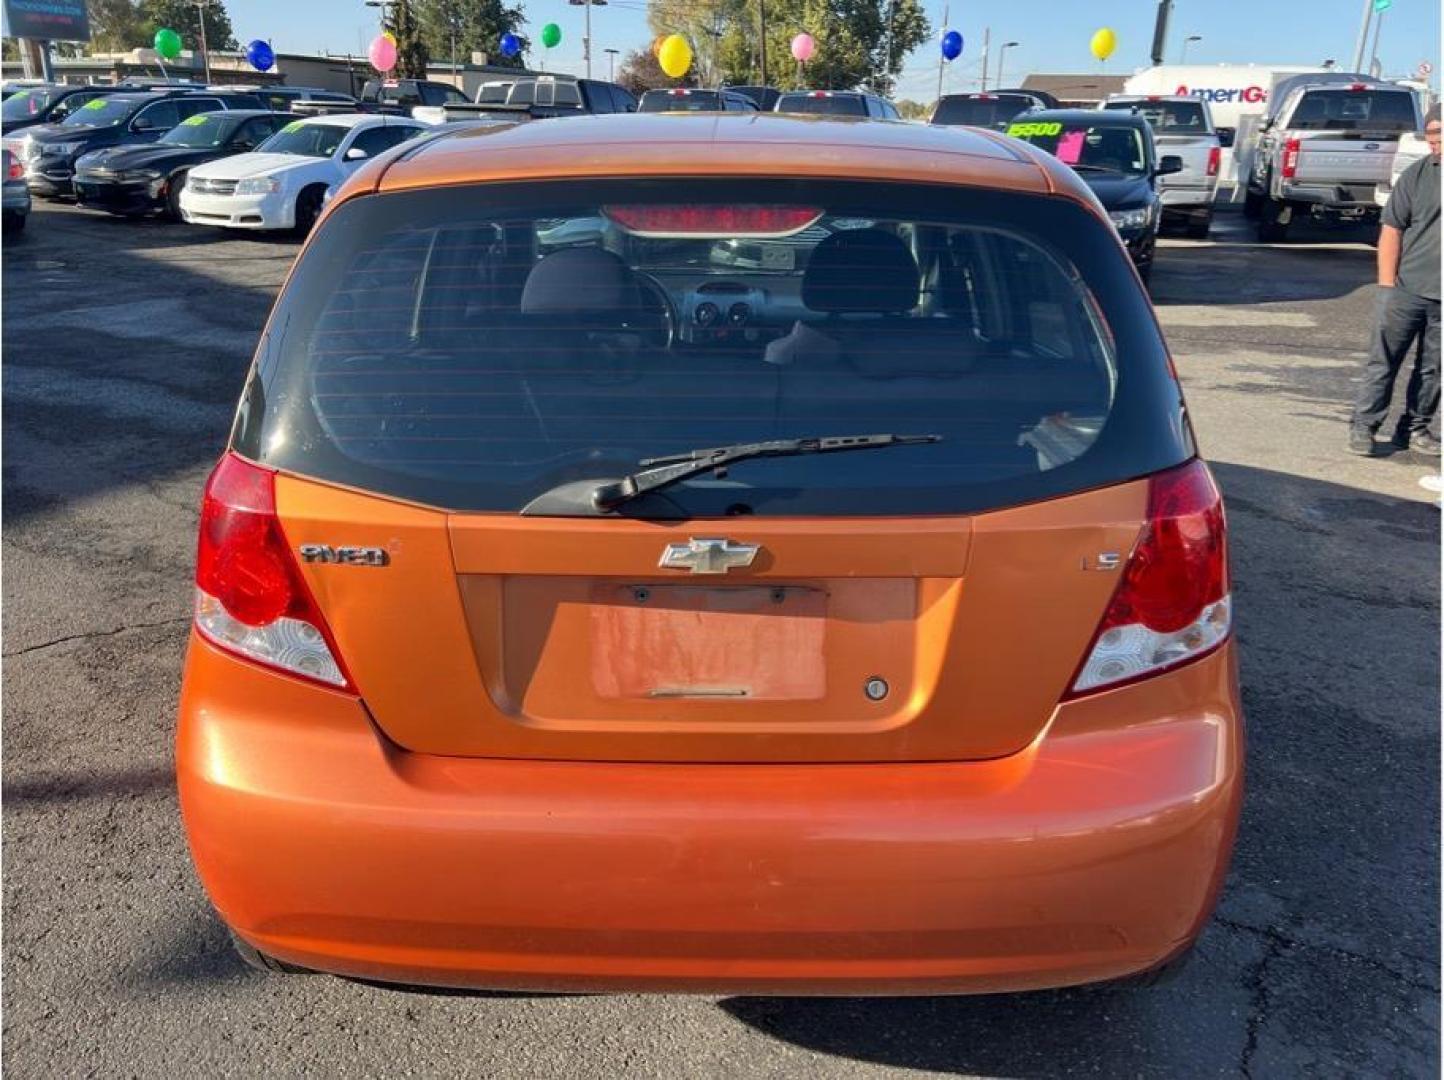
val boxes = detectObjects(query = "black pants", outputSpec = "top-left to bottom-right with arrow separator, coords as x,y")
1351,286 -> 1441,436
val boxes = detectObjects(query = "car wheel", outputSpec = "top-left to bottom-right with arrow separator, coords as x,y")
228,929 -> 312,975
1258,196 -> 1290,243
293,186 -> 325,236
165,171 -> 187,221
1186,211 -> 1212,240
2,210 -> 25,235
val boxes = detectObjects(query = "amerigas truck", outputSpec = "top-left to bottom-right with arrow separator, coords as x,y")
1123,64 -> 1329,192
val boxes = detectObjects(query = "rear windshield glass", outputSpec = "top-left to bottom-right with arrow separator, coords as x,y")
1008,121 -> 1151,177
1104,99 -> 1209,133
640,90 -> 723,112
775,94 -> 867,117
256,121 -> 346,158
1289,89 -> 1417,131
237,179 -> 1186,516
931,95 -> 1036,129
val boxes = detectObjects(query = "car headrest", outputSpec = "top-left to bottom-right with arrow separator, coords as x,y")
520,247 -> 640,314
802,228 -> 920,314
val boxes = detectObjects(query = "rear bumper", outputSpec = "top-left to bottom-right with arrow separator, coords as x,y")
1159,184 -> 1217,211
1278,180 -> 1382,210
178,633 -> 1243,995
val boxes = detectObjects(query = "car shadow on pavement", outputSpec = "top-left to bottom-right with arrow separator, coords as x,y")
1152,242 -> 1375,307
719,463 -> 1439,1077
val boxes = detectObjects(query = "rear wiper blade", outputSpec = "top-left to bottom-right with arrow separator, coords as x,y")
591,433 -> 941,512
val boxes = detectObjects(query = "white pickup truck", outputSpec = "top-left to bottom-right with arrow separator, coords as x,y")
1104,94 -> 1223,238
1375,131 -> 1433,209
1244,75 -> 1422,242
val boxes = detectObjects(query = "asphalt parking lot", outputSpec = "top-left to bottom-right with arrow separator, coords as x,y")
3,200 -> 1438,1077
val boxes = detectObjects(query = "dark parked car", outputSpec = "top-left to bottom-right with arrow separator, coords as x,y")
74,109 -> 291,219
928,89 -> 1060,131
1005,109 -> 1181,284
774,90 -> 900,120
6,90 -> 262,198
2,83 -> 128,134
3,147 -> 29,233
360,78 -> 470,115
722,85 -> 781,111
638,88 -> 758,113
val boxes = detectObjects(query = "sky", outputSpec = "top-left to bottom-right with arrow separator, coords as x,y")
229,0 -> 1441,102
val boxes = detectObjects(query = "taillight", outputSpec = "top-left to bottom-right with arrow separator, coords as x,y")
1206,145 -> 1220,176
194,453 -> 353,690
1068,460 -> 1230,696
602,204 -> 823,237
1281,138 -> 1300,179
7,158 -> 22,180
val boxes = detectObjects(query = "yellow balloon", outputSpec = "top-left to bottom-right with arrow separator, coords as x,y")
658,34 -> 693,78
382,30 -> 397,45
1090,27 -> 1116,62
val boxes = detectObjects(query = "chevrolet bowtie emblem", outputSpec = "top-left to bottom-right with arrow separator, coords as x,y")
658,537 -> 760,575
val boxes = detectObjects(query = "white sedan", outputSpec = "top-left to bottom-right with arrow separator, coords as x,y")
180,114 -> 425,232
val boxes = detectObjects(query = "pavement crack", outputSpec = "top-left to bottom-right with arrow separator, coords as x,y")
3,617 -> 191,659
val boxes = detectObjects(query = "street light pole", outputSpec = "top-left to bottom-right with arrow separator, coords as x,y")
995,41 -> 1018,93
1179,34 -> 1201,63
195,0 -> 212,83
605,47 -> 619,83
1351,0 -> 1374,73
935,4 -> 949,101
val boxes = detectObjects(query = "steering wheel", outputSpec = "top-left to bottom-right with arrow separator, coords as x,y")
633,272 -> 677,349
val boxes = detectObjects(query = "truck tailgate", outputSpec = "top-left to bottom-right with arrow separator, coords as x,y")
1294,134 -> 1399,184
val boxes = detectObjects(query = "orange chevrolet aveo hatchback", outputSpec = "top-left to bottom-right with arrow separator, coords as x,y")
177,114 -> 1242,994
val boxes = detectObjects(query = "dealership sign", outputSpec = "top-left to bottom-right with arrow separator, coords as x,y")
1174,83 -> 1268,105
2,0 -> 91,42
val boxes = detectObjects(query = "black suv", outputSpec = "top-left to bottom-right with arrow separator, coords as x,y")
2,84 -> 129,134
928,89 -> 1060,131
11,90 -> 262,197
773,90 -> 900,120
638,88 -> 758,113
74,109 -> 290,219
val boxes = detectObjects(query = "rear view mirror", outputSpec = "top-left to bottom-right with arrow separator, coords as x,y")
1216,126 -> 1236,149
1157,155 -> 1184,176
343,147 -> 368,161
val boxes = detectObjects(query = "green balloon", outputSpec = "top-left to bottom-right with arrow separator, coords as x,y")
540,22 -> 561,48
154,27 -> 182,60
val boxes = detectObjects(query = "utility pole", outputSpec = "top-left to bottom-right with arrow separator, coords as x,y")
935,5 -> 949,101
882,0 -> 896,95
1368,9 -> 1385,77
195,0 -> 212,83
979,26 -> 990,92
759,0 -> 768,88
1352,0 -> 1374,73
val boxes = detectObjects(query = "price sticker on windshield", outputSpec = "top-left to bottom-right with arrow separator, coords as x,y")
83,98 -> 108,111
281,121 -> 302,133
181,114 -> 209,126
1007,120 -> 1062,138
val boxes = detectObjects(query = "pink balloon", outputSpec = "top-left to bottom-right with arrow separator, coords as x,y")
368,34 -> 397,72
791,32 -> 815,62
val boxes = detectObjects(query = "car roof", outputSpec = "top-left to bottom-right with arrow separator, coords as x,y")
1106,94 -> 1201,104
1024,108 -> 1153,129
296,112 -> 411,129
366,113 -> 1092,206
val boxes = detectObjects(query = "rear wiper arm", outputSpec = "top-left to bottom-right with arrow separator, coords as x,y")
591,433 -> 941,512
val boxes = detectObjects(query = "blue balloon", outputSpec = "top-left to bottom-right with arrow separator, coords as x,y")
245,39 -> 274,73
500,32 -> 521,58
941,30 -> 963,62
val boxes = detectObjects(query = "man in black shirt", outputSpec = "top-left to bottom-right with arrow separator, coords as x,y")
1349,103 -> 1441,456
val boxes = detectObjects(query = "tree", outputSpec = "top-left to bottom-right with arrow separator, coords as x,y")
139,0 -> 239,52
415,0 -> 529,70
646,0 -> 748,87
89,0 -> 149,52
684,0 -> 930,93
386,0 -> 430,79
616,46 -> 695,96
894,97 -> 929,120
